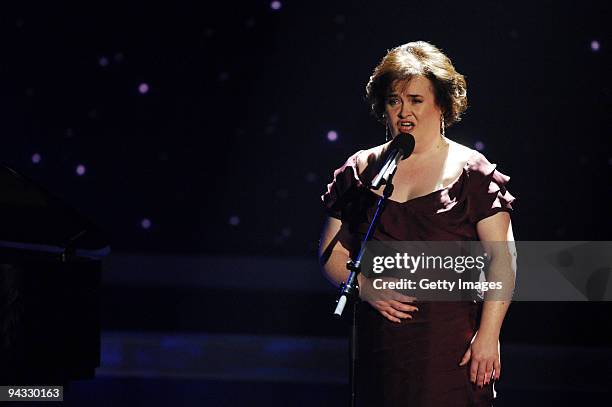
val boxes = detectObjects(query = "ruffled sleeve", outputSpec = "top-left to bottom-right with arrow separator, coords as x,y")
321,151 -> 365,219
467,152 -> 516,224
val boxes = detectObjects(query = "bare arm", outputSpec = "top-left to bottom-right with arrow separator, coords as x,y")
318,215 -> 418,323
317,216 -> 357,287
478,212 -> 516,338
460,211 -> 516,388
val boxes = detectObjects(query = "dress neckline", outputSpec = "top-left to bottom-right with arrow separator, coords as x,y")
363,164 -> 470,205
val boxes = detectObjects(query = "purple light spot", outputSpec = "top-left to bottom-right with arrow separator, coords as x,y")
99,56 -> 109,67
229,216 -> 240,226
31,153 -> 41,164
327,130 -> 338,142
141,218 -> 152,229
270,1 -> 282,10
474,141 -> 485,151
305,172 -> 317,182
608,157 -> 612,166
218,72 -> 229,81
138,83 -> 149,94
76,164 -> 86,176
591,40 -> 600,52
281,227 -> 292,237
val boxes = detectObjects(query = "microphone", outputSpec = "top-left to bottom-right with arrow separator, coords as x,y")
370,133 -> 415,190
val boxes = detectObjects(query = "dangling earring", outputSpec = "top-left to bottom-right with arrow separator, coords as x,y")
383,114 -> 391,141
440,113 -> 446,138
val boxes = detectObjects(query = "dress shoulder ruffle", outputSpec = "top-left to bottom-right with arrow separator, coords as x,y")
321,150 -> 365,219
466,151 -> 516,223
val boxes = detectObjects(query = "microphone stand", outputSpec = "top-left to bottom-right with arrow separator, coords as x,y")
333,154 -> 401,407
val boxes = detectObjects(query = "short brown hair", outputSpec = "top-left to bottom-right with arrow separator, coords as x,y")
365,41 -> 468,128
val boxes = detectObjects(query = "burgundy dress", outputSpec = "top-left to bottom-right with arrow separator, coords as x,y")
322,148 -> 516,407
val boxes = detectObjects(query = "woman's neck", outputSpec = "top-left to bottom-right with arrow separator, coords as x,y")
406,132 -> 447,158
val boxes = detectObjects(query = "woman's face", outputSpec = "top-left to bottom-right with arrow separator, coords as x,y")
384,75 -> 442,140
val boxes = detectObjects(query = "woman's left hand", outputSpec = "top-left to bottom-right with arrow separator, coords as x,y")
459,331 -> 500,388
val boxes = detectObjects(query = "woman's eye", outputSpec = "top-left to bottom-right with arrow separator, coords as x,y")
412,99 -> 423,104
387,98 -> 399,106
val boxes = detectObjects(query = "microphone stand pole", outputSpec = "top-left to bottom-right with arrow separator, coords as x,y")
333,160 -> 400,407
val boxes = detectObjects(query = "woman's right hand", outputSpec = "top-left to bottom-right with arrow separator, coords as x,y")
357,274 -> 419,323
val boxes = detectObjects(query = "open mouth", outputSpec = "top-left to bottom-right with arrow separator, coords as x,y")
399,121 -> 415,132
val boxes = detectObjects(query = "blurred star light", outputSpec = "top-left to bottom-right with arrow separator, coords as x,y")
31,153 -> 41,164
474,141 -> 485,151
270,1 -> 282,10
98,57 -> 109,67
229,215 -> 240,226
305,172 -> 317,182
590,40 -> 600,52
76,164 -> 86,176
141,218 -> 152,229
327,130 -> 338,142
138,83 -> 149,94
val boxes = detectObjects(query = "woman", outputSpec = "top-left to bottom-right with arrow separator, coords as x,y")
319,41 -> 516,406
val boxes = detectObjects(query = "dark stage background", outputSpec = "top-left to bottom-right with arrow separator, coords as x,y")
1,1 -> 610,406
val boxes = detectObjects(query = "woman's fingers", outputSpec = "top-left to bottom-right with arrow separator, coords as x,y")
391,291 -> 418,303
379,310 -> 401,323
470,358 -> 479,384
484,360 -> 494,386
388,299 -> 418,313
474,359 -> 496,388
373,300 -> 416,322
459,348 -> 471,366
493,358 -> 501,381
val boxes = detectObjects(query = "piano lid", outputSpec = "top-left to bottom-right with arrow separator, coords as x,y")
0,164 -> 110,259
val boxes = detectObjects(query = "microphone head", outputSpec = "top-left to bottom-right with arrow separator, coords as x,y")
391,133 -> 415,159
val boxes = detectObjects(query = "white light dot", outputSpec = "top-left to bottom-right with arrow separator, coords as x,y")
590,40 -> 600,52
229,215 -> 240,226
474,141 -> 485,151
138,83 -> 149,94
98,56 -> 109,67
218,72 -> 229,81
608,157 -> 612,166
270,1 -> 282,10
76,164 -> 86,176
141,218 -> 152,229
327,130 -> 338,142
31,153 -> 41,164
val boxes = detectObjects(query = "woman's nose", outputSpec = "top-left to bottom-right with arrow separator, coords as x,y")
398,102 -> 408,119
